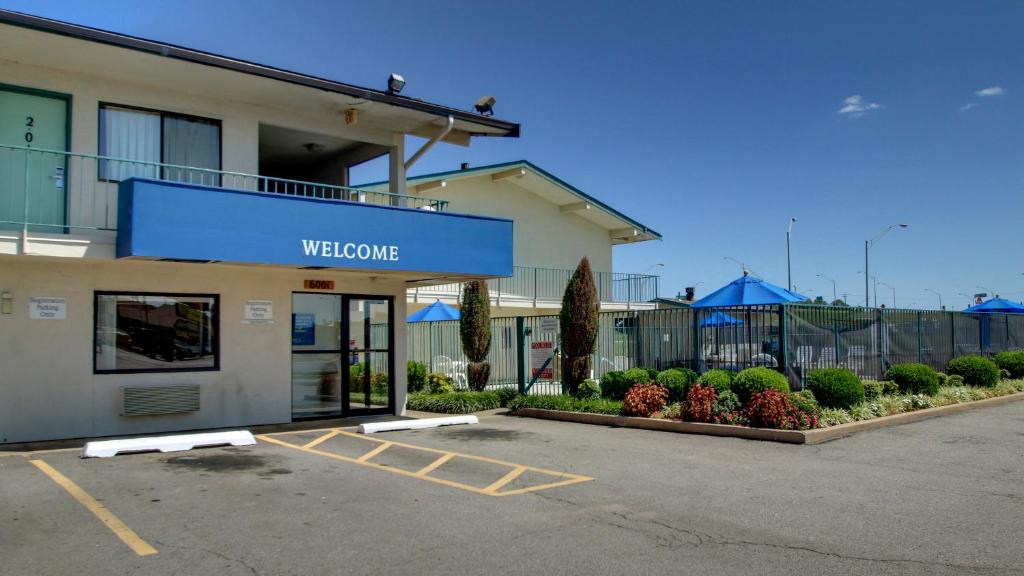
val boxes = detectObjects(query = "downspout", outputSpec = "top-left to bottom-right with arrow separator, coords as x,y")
405,115 -> 454,171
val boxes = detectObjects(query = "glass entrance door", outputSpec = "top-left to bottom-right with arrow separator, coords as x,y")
344,297 -> 393,414
291,293 -> 393,420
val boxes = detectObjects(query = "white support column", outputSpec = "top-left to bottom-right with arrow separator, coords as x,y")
388,134 -> 407,206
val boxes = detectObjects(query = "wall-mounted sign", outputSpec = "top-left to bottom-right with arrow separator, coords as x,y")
539,317 -> 558,333
244,300 -> 273,323
292,313 -> 315,345
531,341 -> 554,379
304,279 -> 335,291
117,180 -> 513,277
29,297 -> 66,320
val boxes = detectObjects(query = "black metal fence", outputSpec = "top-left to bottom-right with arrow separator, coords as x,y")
407,304 -> 1024,391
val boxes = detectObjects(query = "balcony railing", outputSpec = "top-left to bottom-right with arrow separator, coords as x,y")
0,143 -> 448,232
412,265 -> 660,305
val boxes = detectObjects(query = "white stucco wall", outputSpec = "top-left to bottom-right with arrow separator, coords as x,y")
0,256 -> 408,444
427,178 -> 613,273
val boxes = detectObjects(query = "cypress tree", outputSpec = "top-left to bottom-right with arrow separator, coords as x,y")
560,257 -> 599,395
460,280 -> 491,391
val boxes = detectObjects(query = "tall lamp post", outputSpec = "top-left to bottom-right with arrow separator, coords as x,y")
817,273 -> 837,302
878,281 -> 896,308
864,224 -> 909,307
787,217 -> 797,291
924,288 -> 943,310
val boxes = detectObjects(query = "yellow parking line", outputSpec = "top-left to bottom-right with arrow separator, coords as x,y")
29,459 -> 157,557
356,441 -> 392,463
258,434 -> 488,494
415,452 -> 456,476
332,429 -> 588,480
257,431 -> 593,497
302,430 -> 339,449
482,465 -> 528,494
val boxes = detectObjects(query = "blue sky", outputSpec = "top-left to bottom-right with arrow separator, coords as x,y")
4,0 -> 1022,308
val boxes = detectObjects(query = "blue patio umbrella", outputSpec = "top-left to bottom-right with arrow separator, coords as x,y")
699,311 -> 744,327
407,300 -> 460,322
691,272 -> 808,308
964,297 -> 1024,314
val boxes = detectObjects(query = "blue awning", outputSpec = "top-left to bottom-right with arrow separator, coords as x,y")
965,297 -> 1024,314
408,301 -> 460,322
691,273 -> 808,308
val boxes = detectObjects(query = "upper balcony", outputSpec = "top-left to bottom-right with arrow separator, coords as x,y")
0,144 -> 513,279
0,143 -> 448,235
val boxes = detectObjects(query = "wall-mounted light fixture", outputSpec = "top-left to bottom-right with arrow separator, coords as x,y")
1,291 -> 12,315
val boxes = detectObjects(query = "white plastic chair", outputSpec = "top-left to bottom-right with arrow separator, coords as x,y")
752,353 -> 778,368
795,345 -> 814,367
818,347 -> 837,368
847,346 -> 866,376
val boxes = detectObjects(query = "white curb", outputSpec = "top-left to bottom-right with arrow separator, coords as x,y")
82,430 -> 256,458
358,416 -> 478,434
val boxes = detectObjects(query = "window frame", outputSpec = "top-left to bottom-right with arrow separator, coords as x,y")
93,290 -> 221,375
97,102 -> 223,183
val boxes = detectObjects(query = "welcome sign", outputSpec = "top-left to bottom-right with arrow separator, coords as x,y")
117,179 -> 513,277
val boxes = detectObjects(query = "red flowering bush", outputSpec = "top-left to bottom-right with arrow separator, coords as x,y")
623,383 -> 669,417
713,411 -> 749,426
683,383 -> 717,423
744,389 -> 818,430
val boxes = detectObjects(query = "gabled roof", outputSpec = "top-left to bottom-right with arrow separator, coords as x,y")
0,9 -> 518,140
362,160 -> 661,244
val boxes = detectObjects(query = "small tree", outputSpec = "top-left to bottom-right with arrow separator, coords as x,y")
460,280 -> 491,390
559,257 -> 599,395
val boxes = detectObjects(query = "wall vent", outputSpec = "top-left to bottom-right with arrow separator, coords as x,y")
121,385 -> 200,416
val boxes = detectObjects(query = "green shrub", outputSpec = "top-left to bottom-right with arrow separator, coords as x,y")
427,372 -> 456,394
881,380 -> 899,395
407,361 -> 428,393
789,390 -> 821,416
947,355 -> 1000,387
495,387 -> 520,407
656,368 -> 695,403
645,367 -> 660,381
559,257 -> 599,395
460,280 -> 492,391
885,363 -> 940,395
731,367 -> 790,403
994,351 -> 1024,379
407,391 -> 500,414
1000,368 -> 1012,380
624,368 -> 653,386
946,374 -> 964,387
507,395 -> 624,416
819,408 -> 853,427
697,369 -> 735,394
370,372 -> 389,395
575,379 -> 601,401
862,380 -> 883,399
712,390 -> 741,415
937,372 -> 949,386
599,371 -> 629,400
661,402 -> 683,419
805,368 -> 865,409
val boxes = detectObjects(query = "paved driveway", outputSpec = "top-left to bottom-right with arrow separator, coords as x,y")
2,402 -> 1023,575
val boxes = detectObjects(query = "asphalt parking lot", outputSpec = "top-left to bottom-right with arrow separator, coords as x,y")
3,402 -> 1024,576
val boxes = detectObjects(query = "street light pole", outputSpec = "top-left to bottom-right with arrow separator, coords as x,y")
787,217 -> 797,291
924,288 -> 943,310
817,273 -> 837,302
865,224 -> 909,308
878,281 -> 896,308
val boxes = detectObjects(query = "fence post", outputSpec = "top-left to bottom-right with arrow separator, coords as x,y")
516,316 -> 527,394
917,311 -> 923,364
779,304 -> 789,381
878,307 -> 886,375
691,309 -> 701,372
950,313 -> 956,360
532,268 -> 538,308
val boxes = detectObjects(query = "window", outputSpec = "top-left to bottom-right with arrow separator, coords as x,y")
95,292 -> 219,373
98,104 -> 221,185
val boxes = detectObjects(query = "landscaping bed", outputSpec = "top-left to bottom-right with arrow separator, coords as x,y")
505,355 -> 1024,443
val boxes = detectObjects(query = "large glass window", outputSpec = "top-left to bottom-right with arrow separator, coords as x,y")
98,104 -> 221,184
95,292 -> 219,373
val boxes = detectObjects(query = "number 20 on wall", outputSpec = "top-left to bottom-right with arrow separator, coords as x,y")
25,116 -> 35,144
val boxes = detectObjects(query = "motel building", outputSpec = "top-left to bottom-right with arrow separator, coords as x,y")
0,11 -> 518,444
362,161 -> 662,318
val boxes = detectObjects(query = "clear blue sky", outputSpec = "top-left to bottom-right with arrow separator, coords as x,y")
4,0 -> 1023,308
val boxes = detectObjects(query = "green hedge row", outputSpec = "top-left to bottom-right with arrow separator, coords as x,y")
507,394 -> 624,415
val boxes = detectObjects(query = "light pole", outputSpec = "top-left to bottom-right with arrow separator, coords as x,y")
642,263 -> 664,275
787,217 -> 797,291
817,273 -> 837,302
864,224 -> 909,307
878,281 -> 896,308
924,288 -> 943,310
